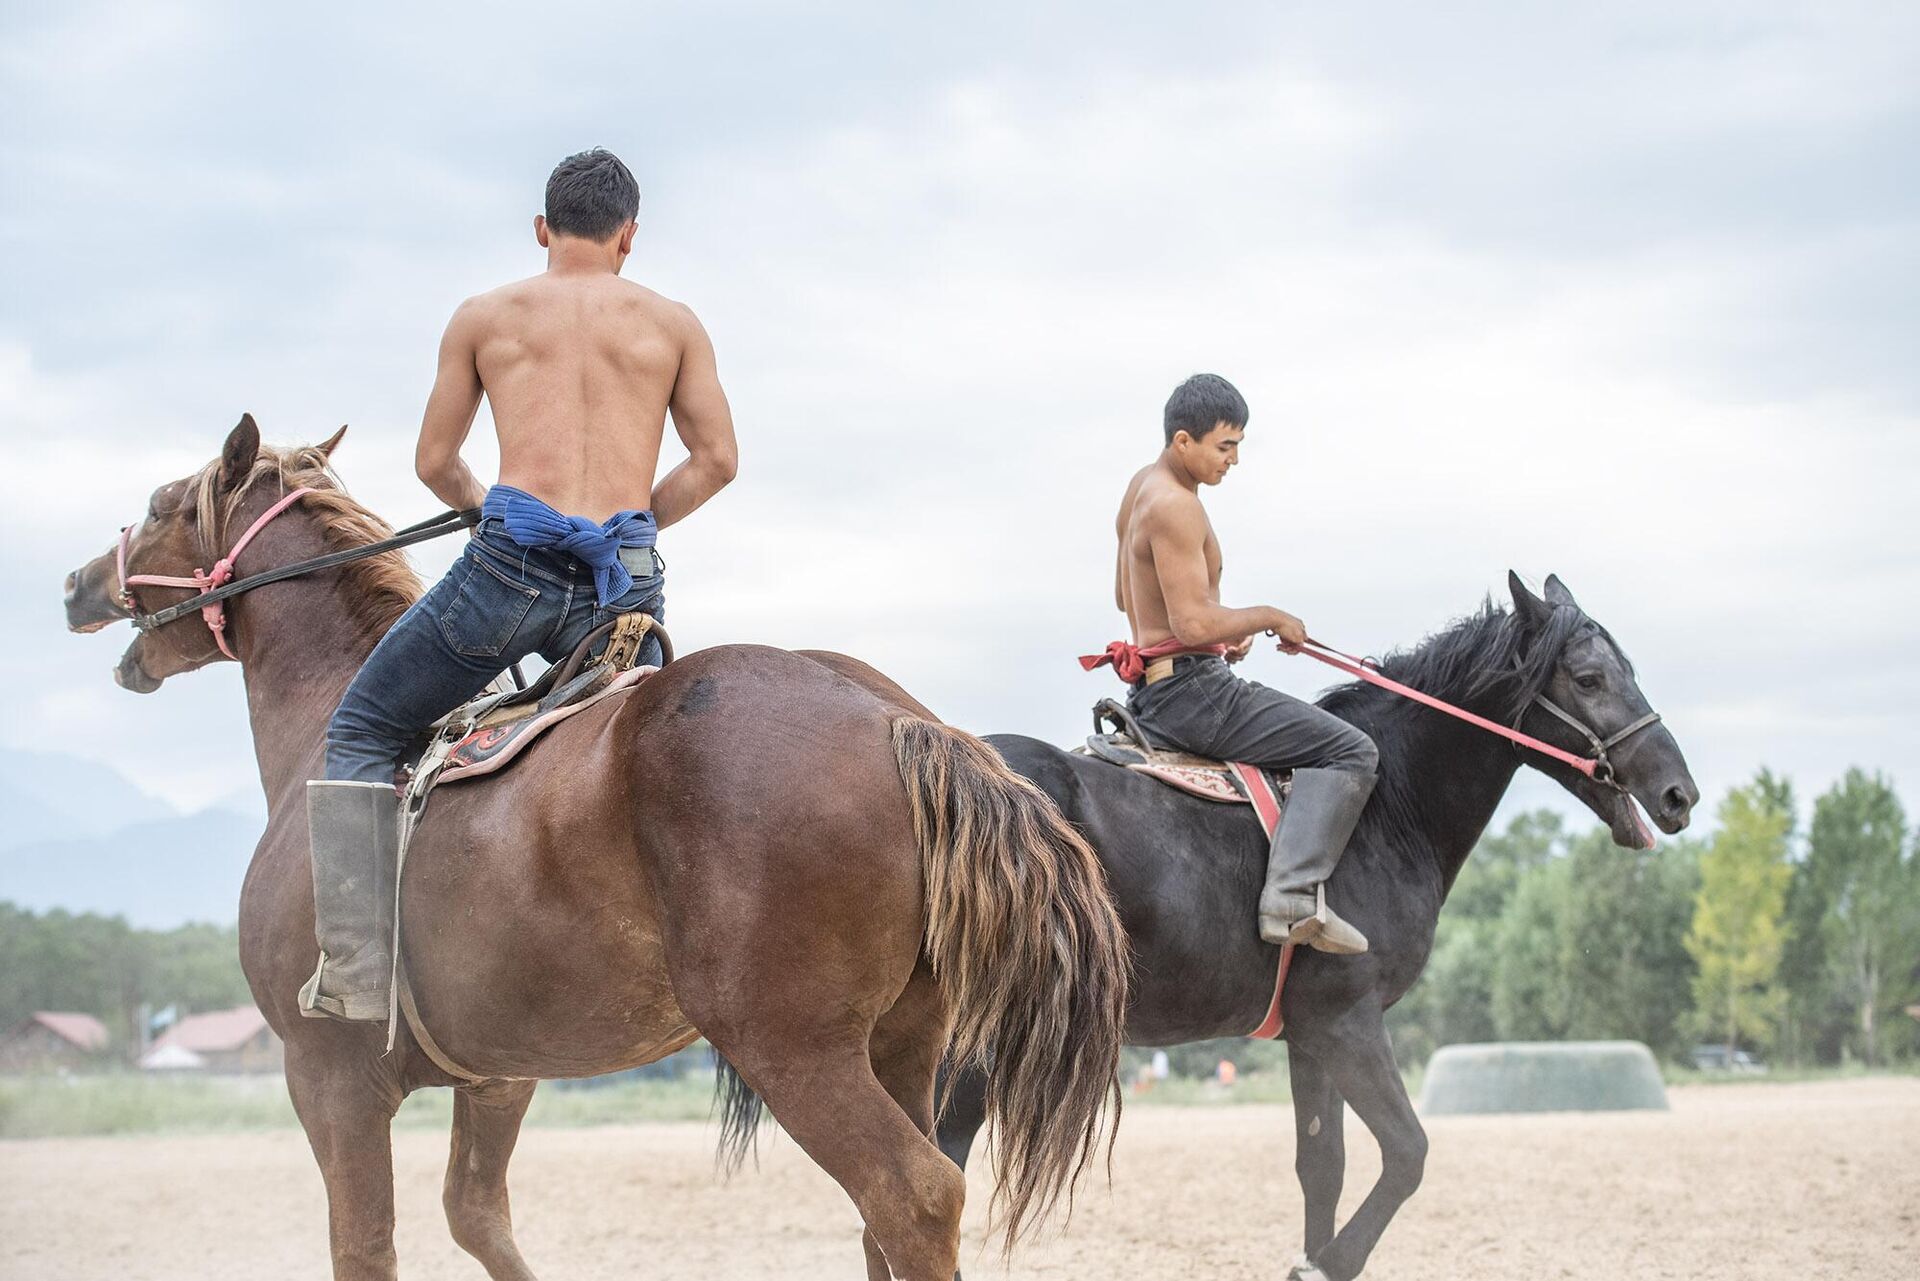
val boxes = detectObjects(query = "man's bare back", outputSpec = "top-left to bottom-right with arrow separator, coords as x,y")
415,226 -> 735,528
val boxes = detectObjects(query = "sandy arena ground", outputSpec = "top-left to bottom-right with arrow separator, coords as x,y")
3,1077 -> 1916,1280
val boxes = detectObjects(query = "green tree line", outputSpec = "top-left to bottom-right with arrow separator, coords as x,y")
1391,767 -> 1920,1068
0,905 -> 255,1059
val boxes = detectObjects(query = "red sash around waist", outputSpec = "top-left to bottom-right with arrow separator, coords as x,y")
1078,638 -> 1229,684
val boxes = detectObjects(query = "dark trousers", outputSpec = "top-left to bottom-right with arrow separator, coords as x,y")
324,517 -> 665,783
1128,656 -> 1377,775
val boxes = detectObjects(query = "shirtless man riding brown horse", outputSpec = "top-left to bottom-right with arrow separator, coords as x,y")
1091,373 -> 1378,953
304,148 -> 739,1020
65,147 -> 1126,1281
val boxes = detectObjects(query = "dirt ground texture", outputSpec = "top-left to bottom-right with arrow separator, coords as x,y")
3,1077 -> 1916,1280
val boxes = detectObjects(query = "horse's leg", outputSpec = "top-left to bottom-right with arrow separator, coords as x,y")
1289,1043 -> 1347,1261
443,1079 -> 541,1281
861,963 -> 955,1281
1297,1013 -> 1428,1281
932,1058 -> 989,1173
726,1032 -> 966,1281
284,1043 -> 405,1281
929,1056 -> 989,1281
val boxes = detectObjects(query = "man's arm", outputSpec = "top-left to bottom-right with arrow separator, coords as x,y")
413,301 -> 489,512
651,306 -> 738,530
1147,496 -> 1304,647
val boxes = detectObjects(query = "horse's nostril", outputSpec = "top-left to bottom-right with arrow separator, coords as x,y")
63,571 -> 78,600
1662,785 -> 1691,817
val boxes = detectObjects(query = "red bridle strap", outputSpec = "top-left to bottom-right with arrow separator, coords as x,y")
1295,638 -> 1601,779
118,486 -> 316,660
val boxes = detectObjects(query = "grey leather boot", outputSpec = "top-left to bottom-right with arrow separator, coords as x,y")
1257,768 -> 1376,954
297,780 -> 399,1022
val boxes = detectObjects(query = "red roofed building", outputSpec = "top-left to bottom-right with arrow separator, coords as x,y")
0,1012 -> 111,1072
140,1004 -> 282,1074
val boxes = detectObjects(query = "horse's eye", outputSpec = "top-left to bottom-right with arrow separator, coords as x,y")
1575,672 -> 1604,691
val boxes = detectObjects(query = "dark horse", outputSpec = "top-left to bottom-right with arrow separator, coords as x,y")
928,574 -> 1699,1280
61,417 -> 1129,1281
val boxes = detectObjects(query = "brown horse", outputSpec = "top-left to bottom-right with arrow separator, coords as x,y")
61,415 -> 1128,1281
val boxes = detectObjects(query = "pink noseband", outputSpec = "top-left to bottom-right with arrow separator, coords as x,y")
117,486 -> 315,660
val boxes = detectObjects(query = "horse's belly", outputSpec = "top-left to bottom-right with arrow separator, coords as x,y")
400,816 -> 693,1079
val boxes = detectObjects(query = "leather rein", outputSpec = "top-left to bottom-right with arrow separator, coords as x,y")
116,491 -> 478,659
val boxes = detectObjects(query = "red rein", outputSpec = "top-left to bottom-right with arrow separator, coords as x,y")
1296,639 -> 1600,778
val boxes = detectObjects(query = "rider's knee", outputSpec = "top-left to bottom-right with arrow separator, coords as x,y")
323,705 -> 399,784
1338,728 -> 1379,776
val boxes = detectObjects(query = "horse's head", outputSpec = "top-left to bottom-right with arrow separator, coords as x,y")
63,413 -> 347,692
1506,570 -> 1699,848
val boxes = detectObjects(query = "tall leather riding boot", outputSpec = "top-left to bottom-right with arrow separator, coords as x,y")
1257,768 -> 1376,954
297,780 -> 399,1022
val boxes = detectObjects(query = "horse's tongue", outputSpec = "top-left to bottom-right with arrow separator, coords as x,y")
1630,797 -> 1656,849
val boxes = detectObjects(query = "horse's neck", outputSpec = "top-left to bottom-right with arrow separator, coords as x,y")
1370,696 -> 1522,890
225,529 -> 397,813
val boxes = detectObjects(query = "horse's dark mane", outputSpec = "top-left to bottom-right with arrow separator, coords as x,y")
1318,596 -> 1626,725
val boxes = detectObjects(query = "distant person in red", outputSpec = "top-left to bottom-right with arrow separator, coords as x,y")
1093,374 -> 1377,953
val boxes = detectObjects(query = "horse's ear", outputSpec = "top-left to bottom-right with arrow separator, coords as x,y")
219,414 -> 261,491
1543,574 -> 1579,610
1509,570 -> 1551,632
317,424 -> 348,458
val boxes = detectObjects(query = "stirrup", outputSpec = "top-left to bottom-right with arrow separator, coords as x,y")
1283,885 -> 1332,946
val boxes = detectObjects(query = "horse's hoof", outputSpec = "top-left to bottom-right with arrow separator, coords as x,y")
1288,1259 -> 1332,1281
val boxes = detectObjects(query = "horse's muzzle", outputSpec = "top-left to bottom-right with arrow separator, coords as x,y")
114,645 -> 163,694
64,562 -> 128,634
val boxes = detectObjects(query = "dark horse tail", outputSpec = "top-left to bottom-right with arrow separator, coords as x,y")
716,717 -> 1128,1247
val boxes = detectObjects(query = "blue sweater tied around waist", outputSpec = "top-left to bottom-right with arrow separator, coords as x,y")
480,485 -> 658,607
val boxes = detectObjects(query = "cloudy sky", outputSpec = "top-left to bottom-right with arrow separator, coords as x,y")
3,1 -> 1915,838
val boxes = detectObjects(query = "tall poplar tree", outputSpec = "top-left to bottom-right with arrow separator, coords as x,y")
1804,770 -> 1912,1065
1687,775 -> 1794,1057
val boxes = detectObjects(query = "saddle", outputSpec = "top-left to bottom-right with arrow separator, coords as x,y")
1079,698 -> 1291,813
404,612 -> 672,785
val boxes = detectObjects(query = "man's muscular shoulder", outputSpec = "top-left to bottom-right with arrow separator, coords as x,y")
1134,471 -> 1204,535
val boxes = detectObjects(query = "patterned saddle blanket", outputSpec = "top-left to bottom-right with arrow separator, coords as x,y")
1077,698 -> 1292,816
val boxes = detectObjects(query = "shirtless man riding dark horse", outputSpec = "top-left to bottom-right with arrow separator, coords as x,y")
1091,372 -> 1377,953
303,147 -> 739,1021
918,370 -> 1700,1281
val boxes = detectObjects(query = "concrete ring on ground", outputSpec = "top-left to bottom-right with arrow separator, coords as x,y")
1420,1040 -> 1669,1115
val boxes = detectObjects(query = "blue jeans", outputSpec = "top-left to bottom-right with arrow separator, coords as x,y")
325,517 -> 666,783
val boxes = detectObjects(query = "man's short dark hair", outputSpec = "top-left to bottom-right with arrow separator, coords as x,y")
544,148 -> 640,242
1164,373 -> 1248,445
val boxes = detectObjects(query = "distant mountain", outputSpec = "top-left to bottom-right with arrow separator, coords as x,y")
0,747 -> 175,852
0,807 -> 261,927
205,781 -> 270,824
